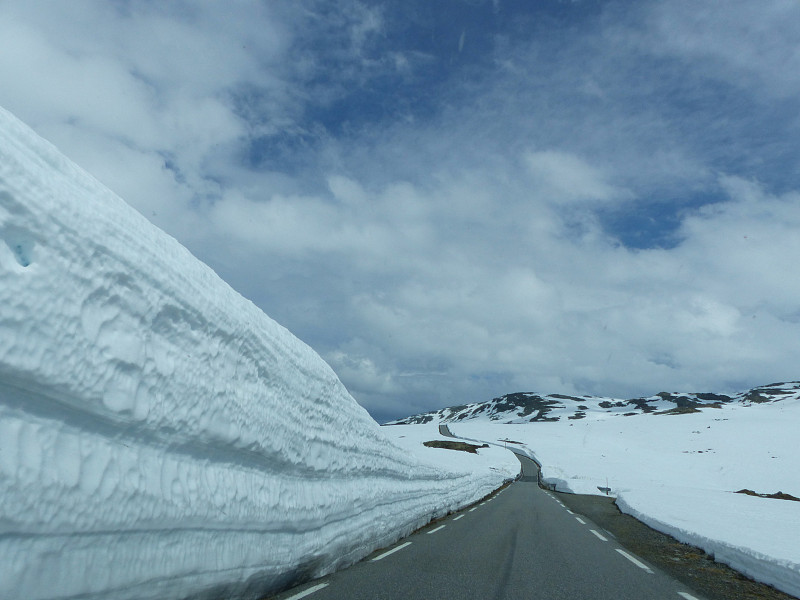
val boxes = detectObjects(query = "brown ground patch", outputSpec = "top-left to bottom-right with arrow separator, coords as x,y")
736,489 -> 800,502
423,440 -> 489,453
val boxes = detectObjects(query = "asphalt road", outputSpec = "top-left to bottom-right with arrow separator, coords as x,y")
269,453 -> 707,600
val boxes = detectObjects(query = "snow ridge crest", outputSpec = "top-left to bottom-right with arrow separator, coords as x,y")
387,382 -> 800,425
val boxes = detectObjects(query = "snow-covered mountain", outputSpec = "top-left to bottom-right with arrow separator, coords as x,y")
0,105 -> 514,600
387,381 -> 800,424
395,382 -> 800,597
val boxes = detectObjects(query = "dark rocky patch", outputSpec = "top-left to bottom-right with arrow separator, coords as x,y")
736,489 -> 800,502
627,398 -> 658,412
422,440 -> 488,453
547,393 -> 586,402
655,406 -> 702,415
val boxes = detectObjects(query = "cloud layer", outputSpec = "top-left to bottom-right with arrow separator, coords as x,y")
3,0 -> 799,421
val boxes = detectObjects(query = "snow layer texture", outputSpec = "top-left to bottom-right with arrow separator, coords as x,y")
451,393 -> 800,597
0,105 -> 512,600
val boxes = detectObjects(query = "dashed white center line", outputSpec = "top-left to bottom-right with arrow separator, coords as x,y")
575,516 -> 586,525
453,514 -> 465,521
371,541 -> 412,562
285,582 -> 329,599
589,529 -> 608,542
677,593 -> 700,600
469,507 -> 477,512
427,524 -> 446,535
616,549 -> 653,573
565,509 -> 574,514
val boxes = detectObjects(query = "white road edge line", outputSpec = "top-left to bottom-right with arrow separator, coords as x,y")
589,529 -> 608,542
677,593 -> 700,600
428,525 -> 446,535
285,582 -> 329,600
371,542 -> 412,562
616,549 -> 653,573
575,517 -> 586,525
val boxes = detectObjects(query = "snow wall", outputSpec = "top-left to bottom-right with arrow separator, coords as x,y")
0,105 -> 505,600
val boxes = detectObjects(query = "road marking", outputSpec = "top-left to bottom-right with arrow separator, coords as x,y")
480,502 -> 486,506
575,517 -> 586,524
371,542 -> 412,562
453,514 -> 465,521
565,509 -> 574,514
285,582 -> 329,599
616,549 -> 653,573
589,529 -> 608,541
469,507 -> 477,512
677,593 -> 700,600
428,524 -> 446,535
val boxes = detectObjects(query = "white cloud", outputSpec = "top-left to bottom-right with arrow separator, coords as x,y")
2,0 -> 799,422
676,176 -> 800,316
524,150 -> 626,204
644,0 -> 800,98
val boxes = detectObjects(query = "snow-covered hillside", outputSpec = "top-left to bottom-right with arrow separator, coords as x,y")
441,390 -> 800,598
388,381 -> 800,424
0,105 -> 515,600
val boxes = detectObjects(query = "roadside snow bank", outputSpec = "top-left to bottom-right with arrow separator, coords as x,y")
0,105 -> 510,600
451,399 -> 800,597
382,423 -> 520,485
616,488 -> 800,599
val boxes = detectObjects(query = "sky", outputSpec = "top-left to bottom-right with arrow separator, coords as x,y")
2,0 -> 800,422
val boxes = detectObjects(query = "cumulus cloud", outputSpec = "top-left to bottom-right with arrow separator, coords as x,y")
524,150 -> 626,204
643,0 -> 800,99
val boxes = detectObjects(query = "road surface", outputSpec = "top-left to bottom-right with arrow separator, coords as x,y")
270,451 -> 706,600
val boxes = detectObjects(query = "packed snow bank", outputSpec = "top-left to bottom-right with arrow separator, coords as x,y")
382,423 -> 520,485
451,399 -> 800,597
0,105 -> 511,600
616,488 -> 800,599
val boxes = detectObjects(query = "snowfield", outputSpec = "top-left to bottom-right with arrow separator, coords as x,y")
449,395 -> 800,598
0,105 -> 515,600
